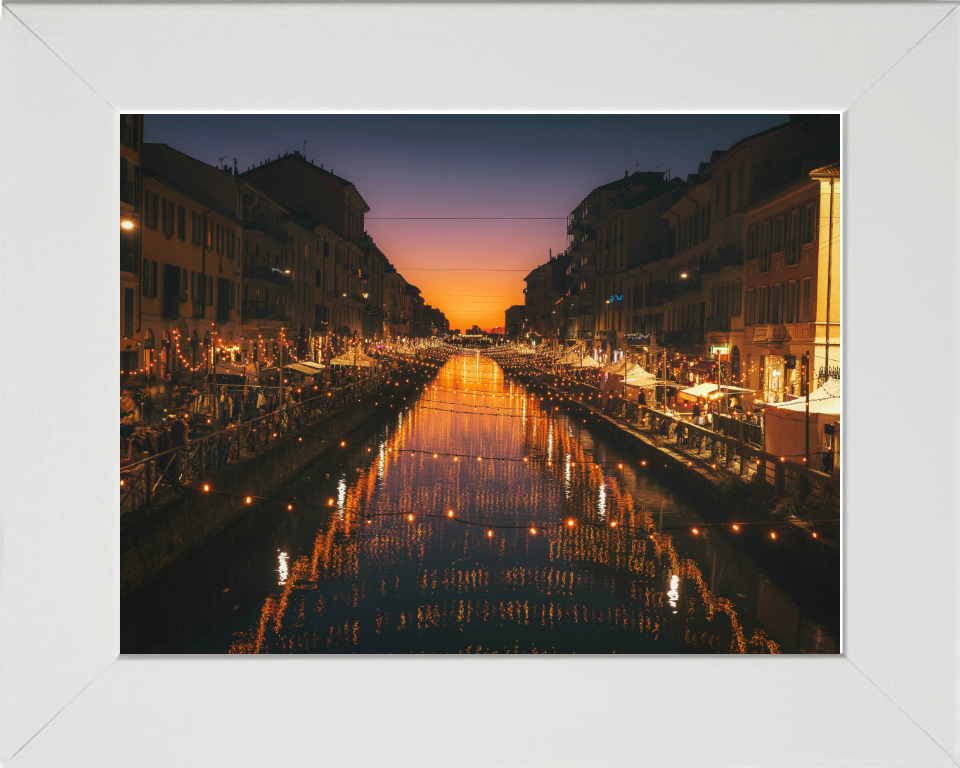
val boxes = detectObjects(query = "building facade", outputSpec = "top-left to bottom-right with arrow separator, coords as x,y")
140,143 -> 244,378
120,114 -> 143,374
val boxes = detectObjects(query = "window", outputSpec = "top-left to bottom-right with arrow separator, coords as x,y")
785,210 -> 801,265
774,216 -> 784,252
757,286 -> 769,324
744,288 -> 756,325
143,190 -> 159,229
801,278 -> 812,322
142,259 -> 157,297
715,183 -> 721,219
759,222 -> 772,273
180,268 -> 189,303
803,202 -> 819,243
772,284 -> 784,324
177,206 -> 186,240
192,213 -> 201,246
786,280 -> 799,323
206,275 -> 214,306
746,227 -> 757,260
737,166 -> 744,209
227,230 -> 234,258
725,173 -> 732,214
732,281 -> 742,317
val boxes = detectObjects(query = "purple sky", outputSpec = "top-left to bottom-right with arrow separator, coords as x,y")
145,114 -> 788,330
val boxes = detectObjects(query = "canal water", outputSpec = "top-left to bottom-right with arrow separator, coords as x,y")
122,353 -> 839,654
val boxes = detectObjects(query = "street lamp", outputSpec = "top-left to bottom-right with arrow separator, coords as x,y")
121,220 -> 135,230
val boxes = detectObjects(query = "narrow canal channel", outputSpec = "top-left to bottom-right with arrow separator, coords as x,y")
122,353 -> 839,654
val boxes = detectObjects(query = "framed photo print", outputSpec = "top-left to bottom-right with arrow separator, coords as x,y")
0,3 -> 957,766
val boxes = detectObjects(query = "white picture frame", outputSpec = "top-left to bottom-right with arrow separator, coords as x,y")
0,3 -> 957,766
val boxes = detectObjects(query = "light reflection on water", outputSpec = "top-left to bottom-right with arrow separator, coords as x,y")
121,353 -> 838,654
221,355 -> 836,655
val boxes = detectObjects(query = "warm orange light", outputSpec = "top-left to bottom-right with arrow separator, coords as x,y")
487,530 -> 493,537
121,219 -> 135,230
245,497 -> 252,504
567,519 -> 575,527
433,453 -> 438,458
641,460 -> 647,466
523,458 -> 529,462
341,441 -> 346,447
732,524 -> 739,531
610,521 -> 617,528
203,484 -> 210,492
447,511 -> 454,517
692,528 -> 699,535
770,532 -> 777,540
328,499 -> 334,506
812,532 -> 818,538
287,504 -> 293,511
408,514 -> 414,521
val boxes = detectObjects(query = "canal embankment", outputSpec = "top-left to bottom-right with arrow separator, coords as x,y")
504,369 -> 840,589
121,365 -> 438,603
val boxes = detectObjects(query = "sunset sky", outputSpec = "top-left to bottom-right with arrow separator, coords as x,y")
145,114 -> 787,331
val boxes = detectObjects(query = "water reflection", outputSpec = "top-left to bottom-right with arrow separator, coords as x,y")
214,354 -> 837,654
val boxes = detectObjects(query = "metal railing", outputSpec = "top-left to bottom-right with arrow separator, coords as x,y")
243,264 -> 293,288
121,364 -> 412,515
243,217 -> 292,246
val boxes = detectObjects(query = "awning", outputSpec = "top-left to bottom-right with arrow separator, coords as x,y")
680,382 -> 756,401
688,360 -> 717,374
330,353 -> 376,368
623,370 -> 659,388
284,363 -> 323,375
288,360 -> 325,372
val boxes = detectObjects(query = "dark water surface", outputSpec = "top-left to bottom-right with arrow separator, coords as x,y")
122,353 -> 839,654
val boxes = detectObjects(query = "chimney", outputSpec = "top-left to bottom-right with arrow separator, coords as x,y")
625,171 -> 629,178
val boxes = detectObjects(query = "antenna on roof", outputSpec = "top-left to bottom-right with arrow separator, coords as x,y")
219,155 -> 228,168
303,139 -> 308,155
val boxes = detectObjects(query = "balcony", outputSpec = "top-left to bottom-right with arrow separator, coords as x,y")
121,180 -> 136,206
584,206 -> 597,218
242,302 -> 289,322
705,315 -> 731,333
566,264 -> 579,276
680,274 -> 702,293
582,257 -> 596,267
718,245 -> 744,269
243,263 -> 293,288
752,324 -> 789,344
583,230 -> 596,242
581,281 -> 595,293
700,258 -> 720,274
567,220 -> 581,235
243,217 -> 292,247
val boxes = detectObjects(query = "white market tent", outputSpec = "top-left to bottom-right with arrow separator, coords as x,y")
623,369 -> 660,388
679,382 -> 755,402
763,379 -> 841,470
330,352 -> 377,368
602,359 -> 648,376
283,361 -> 326,375
561,355 -> 601,368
